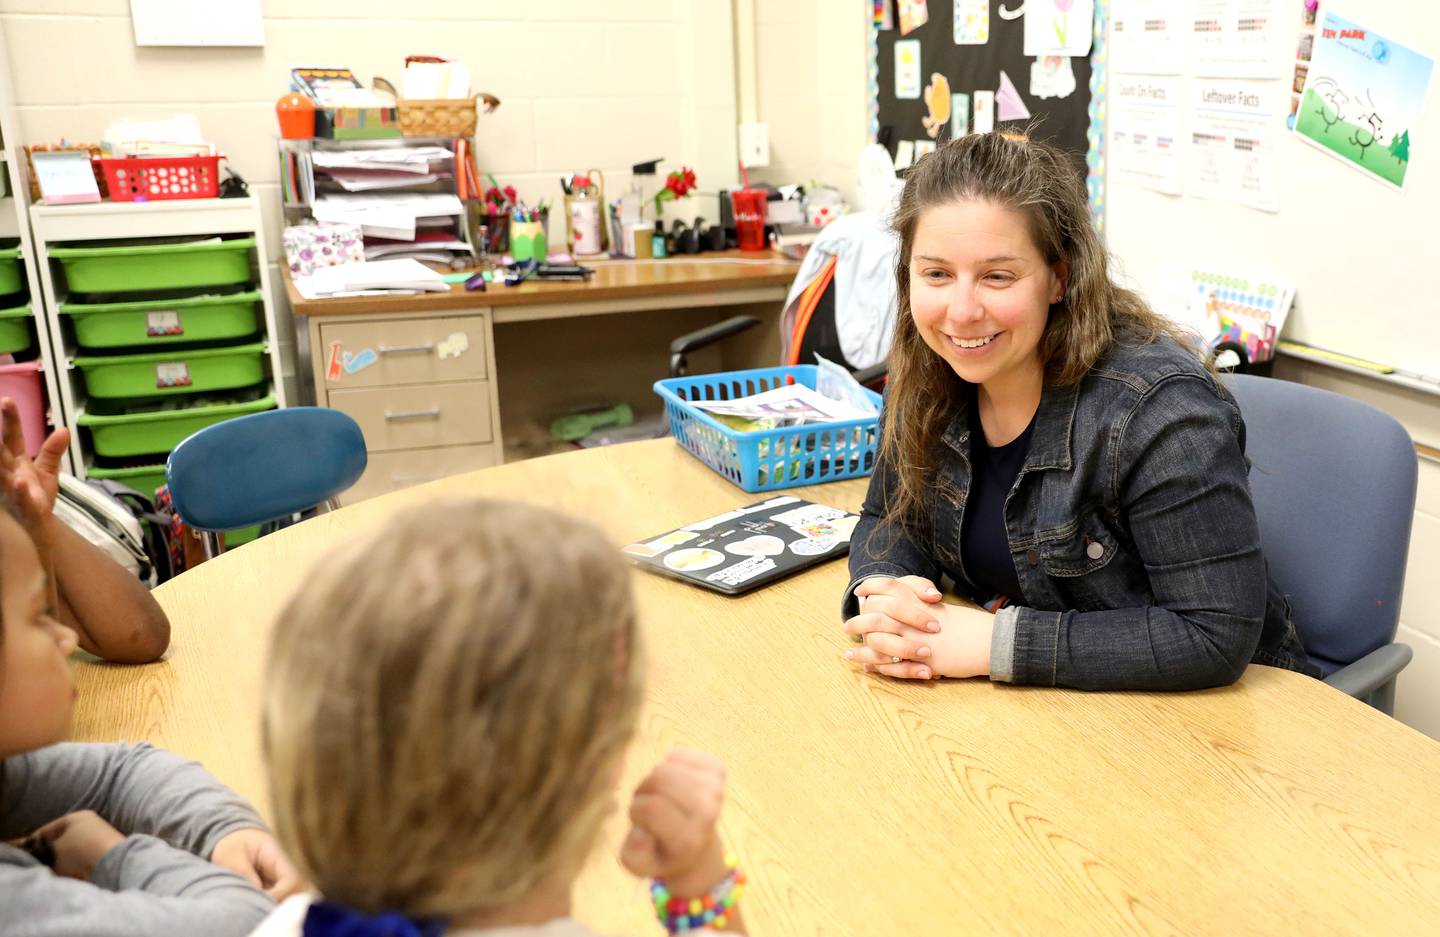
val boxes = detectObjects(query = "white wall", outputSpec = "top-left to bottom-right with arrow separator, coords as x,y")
0,0 -> 740,390
749,0 -> 871,207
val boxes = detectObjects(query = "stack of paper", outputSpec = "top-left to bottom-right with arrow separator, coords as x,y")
312,192 -> 464,241
312,145 -> 451,172
102,115 -> 216,157
292,259 -> 450,300
695,384 -> 875,427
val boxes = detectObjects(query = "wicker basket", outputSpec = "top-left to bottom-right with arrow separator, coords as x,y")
398,97 -> 478,137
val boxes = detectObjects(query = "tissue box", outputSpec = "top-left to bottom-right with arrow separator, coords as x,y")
283,223 -> 364,278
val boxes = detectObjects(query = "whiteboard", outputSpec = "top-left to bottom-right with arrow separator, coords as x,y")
130,0 -> 264,47
1105,1 -> 1440,379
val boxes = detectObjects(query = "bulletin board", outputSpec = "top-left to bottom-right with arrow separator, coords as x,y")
869,1 -> 1109,226
1103,1 -> 1440,381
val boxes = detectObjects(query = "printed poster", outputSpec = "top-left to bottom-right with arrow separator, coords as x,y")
1186,78 -> 1282,212
1110,0 -> 1184,75
1110,75 -> 1182,194
899,0 -> 929,36
1189,0 -> 1292,78
953,0 -> 989,44
895,39 -> 922,99
1023,0 -> 1094,58
1293,12 -> 1434,189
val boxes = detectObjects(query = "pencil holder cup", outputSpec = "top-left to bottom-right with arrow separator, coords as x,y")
510,212 -> 548,263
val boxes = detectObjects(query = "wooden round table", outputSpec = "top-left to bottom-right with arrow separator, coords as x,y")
72,439 -> 1440,935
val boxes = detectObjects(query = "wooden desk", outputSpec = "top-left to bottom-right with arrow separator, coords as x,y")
73,441 -> 1440,935
285,255 -> 799,499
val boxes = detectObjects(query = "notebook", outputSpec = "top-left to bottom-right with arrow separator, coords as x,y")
624,496 -> 859,596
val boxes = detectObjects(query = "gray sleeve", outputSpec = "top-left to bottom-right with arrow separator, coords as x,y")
0,837 -> 273,937
0,743 -> 264,858
989,606 -> 1019,682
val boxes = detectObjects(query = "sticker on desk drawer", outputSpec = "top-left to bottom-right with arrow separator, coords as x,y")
437,331 -> 469,359
341,348 -> 377,375
663,547 -> 725,572
327,341 -> 344,382
706,554 -> 776,586
146,310 -> 182,337
155,362 -> 191,388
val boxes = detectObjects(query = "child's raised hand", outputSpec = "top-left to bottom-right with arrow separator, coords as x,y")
0,396 -> 69,524
620,748 -> 728,895
34,810 -> 125,882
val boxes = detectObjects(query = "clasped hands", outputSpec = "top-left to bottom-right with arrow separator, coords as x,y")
842,576 -> 995,681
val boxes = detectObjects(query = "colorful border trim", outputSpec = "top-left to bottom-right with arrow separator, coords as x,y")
1086,0 -> 1109,235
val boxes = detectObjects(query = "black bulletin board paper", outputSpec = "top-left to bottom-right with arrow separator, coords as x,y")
875,2 -> 1092,174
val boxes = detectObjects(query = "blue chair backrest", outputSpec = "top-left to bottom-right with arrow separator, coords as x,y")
166,408 -> 367,532
1224,375 -> 1417,674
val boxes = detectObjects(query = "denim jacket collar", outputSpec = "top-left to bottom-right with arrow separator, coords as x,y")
939,381 -> 1081,472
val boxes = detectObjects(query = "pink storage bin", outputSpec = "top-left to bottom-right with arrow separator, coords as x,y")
0,360 -> 47,457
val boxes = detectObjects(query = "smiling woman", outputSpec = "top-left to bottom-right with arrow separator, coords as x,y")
840,132 -> 1319,692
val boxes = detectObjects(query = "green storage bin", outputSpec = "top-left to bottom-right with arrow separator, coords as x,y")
61,290 -> 263,349
50,238 -> 256,293
78,391 -> 277,457
73,341 -> 268,399
0,247 -> 21,296
0,304 -> 31,355
87,463 -> 167,498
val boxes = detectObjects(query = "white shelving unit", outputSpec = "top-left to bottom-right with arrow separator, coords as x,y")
0,24 -> 69,469
28,197 -> 289,478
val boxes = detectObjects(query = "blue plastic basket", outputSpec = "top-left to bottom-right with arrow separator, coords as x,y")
653,365 -> 883,492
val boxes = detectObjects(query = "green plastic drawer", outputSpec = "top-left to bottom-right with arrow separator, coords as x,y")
78,390 -> 277,457
0,248 -> 21,296
86,464 -> 167,498
72,341 -> 267,399
61,291 -> 262,349
0,304 -> 31,355
50,238 -> 256,293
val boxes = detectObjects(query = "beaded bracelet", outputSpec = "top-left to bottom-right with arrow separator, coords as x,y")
650,854 -> 747,933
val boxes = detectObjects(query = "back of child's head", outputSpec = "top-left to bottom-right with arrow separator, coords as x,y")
262,498 -> 643,919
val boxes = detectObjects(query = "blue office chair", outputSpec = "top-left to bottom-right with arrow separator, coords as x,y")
1224,375 -> 1416,713
166,407 -> 367,558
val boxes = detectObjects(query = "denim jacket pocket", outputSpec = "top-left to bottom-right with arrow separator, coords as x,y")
1038,514 -> 1118,578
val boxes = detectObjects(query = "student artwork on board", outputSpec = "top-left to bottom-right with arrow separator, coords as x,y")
953,0 -> 989,43
896,39 -> 922,98
1293,11 -> 1435,190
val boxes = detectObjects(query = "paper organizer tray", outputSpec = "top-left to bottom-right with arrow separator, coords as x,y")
72,342 -> 267,399
653,365 -> 883,493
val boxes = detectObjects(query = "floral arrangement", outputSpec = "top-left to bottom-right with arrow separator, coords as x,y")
653,166 -> 697,215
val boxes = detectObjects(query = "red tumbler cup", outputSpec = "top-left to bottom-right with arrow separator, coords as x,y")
730,189 -> 767,252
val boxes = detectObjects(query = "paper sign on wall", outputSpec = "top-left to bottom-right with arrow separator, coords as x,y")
953,0 -> 989,44
973,90 -> 996,133
895,40 -> 922,98
1023,0 -> 1094,57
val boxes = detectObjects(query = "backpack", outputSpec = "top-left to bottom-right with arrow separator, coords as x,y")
54,475 -> 175,587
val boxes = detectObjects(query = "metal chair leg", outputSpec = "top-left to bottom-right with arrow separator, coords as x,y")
1369,678 -> 1398,716
325,497 -> 342,513
202,530 -> 224,559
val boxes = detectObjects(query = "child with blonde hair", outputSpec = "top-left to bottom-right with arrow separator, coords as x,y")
252,499 -> 746,936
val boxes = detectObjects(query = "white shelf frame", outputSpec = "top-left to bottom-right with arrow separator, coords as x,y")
0,22 -> 69,471
27,197 -> 289,478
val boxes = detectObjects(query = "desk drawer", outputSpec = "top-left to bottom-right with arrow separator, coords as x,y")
328,381 -> 493,452
319,316 -> 487,388
343,444 -> 502,504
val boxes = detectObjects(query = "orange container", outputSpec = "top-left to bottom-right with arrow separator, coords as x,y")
276,92 -> 316,140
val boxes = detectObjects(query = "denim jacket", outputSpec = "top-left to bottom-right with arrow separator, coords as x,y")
846,337 -> 1319,691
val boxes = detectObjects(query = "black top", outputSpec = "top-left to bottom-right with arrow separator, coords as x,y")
960,405 -> 1036,603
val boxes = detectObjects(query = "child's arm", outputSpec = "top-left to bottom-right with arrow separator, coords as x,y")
0,402 -> 170,663
0,836 -> 274,937
621,749 -> 746,934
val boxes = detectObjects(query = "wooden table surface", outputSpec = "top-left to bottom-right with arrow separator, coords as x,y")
72,440 -> 1440,935
284,253 -> 799,317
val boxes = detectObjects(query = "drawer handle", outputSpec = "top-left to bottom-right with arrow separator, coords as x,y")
384,407 -> 441,422
378,342 -> 436,354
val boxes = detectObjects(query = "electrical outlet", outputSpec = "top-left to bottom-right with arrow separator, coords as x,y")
739,122 -> 770,168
